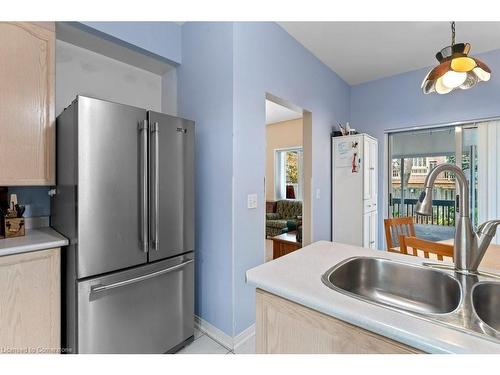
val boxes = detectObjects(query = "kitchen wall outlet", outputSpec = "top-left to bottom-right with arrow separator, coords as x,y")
247,194 -> 258,209
316,188 -> 321,199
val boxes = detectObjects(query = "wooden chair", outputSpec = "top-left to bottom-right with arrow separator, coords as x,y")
399,236 -> 454,261
384,217 -> 416,252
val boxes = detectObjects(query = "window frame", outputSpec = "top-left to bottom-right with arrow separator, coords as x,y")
274,146 -> 304,201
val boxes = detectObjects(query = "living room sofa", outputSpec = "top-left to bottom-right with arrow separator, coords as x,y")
266,200 -> 302,238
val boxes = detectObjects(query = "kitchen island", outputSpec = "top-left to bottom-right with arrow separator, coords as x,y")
246,241 -> 500,354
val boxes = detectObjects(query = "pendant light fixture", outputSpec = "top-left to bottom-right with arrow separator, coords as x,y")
422,22 -> 491,94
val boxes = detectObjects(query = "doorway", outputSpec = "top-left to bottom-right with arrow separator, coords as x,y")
264,94 -> 312,262
387,124 -> 478,243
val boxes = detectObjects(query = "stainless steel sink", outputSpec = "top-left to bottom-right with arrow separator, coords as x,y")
322,257 -> 461,314
472,282 -> 500,333
322,256 -> 500,344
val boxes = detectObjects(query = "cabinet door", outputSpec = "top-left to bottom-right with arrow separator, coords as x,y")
0,248 -> 60,351
363,137 -> 371,200
363,211 -> 378,249
369,210 -> 378,249
363,213 -> 370,248
363,138 -> 378,206
369,139 -> 378,201
0,22 -> 55,185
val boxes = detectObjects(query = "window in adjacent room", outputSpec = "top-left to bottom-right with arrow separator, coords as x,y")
275,147 -> 303,200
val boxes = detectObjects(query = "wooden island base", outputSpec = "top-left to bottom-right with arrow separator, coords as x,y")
255,289 -> 422,354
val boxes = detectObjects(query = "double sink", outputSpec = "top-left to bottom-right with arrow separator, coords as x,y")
322,257 -> 500,342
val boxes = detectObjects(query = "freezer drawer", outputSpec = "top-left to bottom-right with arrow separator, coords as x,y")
77,253 -> 194,353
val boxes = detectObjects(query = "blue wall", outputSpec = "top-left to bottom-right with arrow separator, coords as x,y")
351,48 -> 500,248
81,22 -> 182,64
176,22 -> 350,337
232,22 -> 350,334
177,22 -> 235,336
6,187 -> 50,217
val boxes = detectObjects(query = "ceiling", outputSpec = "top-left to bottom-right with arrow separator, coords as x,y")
266,100 -> 302,124
279,22 -> 500,85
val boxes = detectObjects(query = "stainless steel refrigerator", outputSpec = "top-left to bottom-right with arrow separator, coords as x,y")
51,96 -> 195,353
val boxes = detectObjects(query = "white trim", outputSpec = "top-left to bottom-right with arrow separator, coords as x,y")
231,175 -> 236,338
382,133 -> 389,250
194,315 -> 233,350
233,324 -> 256,353
478,125 -> 488,227
478,121 -> 500,244
274,147 -> 304,201
266,92 -> 302,113
331,138 -> 335,242
194,315 -> 256,352
383,116 -> 500,134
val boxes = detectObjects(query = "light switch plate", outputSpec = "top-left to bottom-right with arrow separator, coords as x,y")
247,194 -> 258,209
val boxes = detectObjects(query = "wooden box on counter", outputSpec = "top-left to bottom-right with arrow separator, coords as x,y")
0,216 -> 25,239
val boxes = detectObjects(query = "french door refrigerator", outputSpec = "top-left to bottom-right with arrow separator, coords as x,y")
51,96 -> 195,353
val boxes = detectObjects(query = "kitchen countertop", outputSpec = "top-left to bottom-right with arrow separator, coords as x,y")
0,227 -> 69,257
246,241 -> 500,354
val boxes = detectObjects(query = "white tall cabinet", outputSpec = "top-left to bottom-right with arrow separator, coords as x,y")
332,134 -> 378,249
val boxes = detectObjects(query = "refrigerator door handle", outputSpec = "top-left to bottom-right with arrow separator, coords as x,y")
139,120 -> 149,253
150,122 -> 160,251
90,259 -> 194,295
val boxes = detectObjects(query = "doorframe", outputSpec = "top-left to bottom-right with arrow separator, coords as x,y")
264,93 -> 313,258
383,133 -> 390,250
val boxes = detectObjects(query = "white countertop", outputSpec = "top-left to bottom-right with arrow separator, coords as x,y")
0,227 -> 68,257
246,241 -> 500,354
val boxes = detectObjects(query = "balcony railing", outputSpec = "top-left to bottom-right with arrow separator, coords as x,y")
391,198 -> 455,226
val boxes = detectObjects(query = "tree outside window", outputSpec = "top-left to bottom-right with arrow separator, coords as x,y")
286,151 -> 299,184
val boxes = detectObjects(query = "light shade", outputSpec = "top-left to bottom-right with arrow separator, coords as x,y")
422,43 -> 491,94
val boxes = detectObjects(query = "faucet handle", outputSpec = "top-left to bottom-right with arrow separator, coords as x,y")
478,220 -> 500,237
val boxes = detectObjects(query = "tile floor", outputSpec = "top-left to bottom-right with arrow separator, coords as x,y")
176,327 -> 256,354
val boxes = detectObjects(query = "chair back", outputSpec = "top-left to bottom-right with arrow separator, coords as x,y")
399,236 -> 454,261
384,217 -> 415,251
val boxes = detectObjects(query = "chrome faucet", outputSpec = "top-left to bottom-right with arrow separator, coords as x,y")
416,163 -> 500,274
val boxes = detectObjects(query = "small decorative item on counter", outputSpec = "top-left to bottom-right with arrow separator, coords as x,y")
2,217 -> 25,238
0,194 -> 26,239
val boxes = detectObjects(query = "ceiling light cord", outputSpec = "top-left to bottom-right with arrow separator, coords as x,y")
451,21 -> 455,46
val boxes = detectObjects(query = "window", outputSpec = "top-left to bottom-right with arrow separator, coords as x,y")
412,157 -> 425,167
275,147 -> 303,200
429,160 -> 437,170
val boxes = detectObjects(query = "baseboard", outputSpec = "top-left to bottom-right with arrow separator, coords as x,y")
194,315 -> 256,352
194,315 -> 233,350
233,323 -> 255,352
